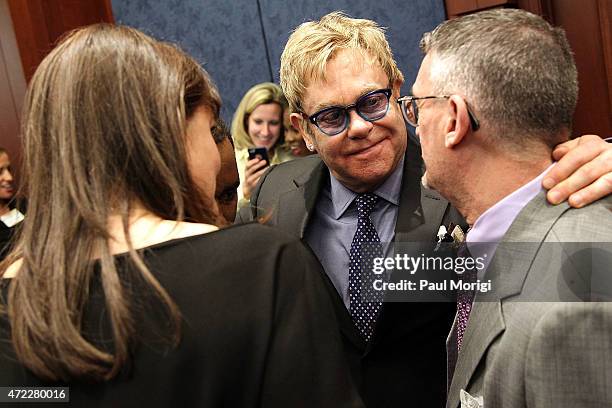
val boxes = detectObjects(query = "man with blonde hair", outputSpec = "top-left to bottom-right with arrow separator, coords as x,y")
241,11 -> 612,407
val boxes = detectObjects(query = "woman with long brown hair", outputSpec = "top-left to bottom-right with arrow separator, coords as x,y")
0,25 -> 362,407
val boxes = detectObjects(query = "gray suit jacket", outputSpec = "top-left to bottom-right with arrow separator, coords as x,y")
239,138 -> 467,408
447,193 -> 612,408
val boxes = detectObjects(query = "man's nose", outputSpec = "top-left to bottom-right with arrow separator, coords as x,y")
346,110 -> 372,139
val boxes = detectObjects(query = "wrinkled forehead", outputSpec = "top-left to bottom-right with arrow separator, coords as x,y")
300,49 -> 387,104
300,48 -> 389,108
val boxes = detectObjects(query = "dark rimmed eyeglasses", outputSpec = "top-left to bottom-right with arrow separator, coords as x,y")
301,89 -> 392,136
396,95 -> 480,131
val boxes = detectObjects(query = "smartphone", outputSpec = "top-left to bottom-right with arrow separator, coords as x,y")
248,147 -> 269,164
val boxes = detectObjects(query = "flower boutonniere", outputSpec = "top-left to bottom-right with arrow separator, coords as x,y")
435,223 -> 466,251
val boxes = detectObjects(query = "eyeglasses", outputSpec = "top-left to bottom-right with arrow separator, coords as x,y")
396,95 -> 480,131
302,89 -> 392,136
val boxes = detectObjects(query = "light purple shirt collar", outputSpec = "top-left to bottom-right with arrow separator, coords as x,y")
467,164 -> 555,275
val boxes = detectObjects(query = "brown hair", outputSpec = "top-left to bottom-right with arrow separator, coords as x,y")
0,24 -> 222,381
212,118 -> 233,146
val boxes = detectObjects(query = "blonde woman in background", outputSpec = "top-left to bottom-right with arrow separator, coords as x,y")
231,82 -> 292,209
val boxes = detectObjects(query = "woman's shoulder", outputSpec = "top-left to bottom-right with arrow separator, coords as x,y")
143,224 -> 316,303
176,222 -> 298,253
142,222 -> 302,262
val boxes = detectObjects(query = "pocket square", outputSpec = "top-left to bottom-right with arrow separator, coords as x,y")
460,389 -> 483,408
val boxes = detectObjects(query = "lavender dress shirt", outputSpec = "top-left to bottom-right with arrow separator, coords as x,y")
304,157 -> 404,309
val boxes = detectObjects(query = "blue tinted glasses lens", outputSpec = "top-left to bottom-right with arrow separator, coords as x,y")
315,90 -> 390,135
315,108 -> 347,135
357,91 -> 389,118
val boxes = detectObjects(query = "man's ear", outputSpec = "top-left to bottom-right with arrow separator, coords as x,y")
290,112 -> 314,147
444,95 -> 471,148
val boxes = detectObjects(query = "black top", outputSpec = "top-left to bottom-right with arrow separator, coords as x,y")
0,223 -> 14,261
0,223 -> 363,408
0,200 -> 25,261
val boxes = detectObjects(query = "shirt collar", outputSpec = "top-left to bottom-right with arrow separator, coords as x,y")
466,163 -> 554,275
328,156 -> 404,219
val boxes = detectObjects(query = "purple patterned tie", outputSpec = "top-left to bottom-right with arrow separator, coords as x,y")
447,243 -> 477,389
456,245 -> 477,351
349,193 -> 384,342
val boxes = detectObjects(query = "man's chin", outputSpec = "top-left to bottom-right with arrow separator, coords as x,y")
336,172 -> 386,193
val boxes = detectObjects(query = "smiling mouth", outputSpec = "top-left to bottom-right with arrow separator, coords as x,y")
348,139 -> 385,156
257,136 -> 274,142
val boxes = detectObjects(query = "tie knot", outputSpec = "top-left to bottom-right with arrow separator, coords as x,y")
355,193 -> 378,217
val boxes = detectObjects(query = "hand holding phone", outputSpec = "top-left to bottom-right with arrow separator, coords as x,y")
243,148 -> 270,199
248,147 -> 269,164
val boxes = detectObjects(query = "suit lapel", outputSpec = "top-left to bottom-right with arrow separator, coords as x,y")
446,301 -> 505,408
275,160 -> 327,239
369,140 -> 453,351
396,138 -> 430,233
446,192 -> 572,408
275,160 -> 367,349
394,138 -> 450,245
319,262 -> 367,350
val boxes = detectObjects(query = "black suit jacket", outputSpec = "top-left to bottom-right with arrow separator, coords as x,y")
239,138 -> 466,408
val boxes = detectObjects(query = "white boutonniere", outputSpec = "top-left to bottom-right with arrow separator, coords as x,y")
436,223 -> 465,251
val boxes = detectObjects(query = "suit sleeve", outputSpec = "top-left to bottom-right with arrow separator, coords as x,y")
525,302 -> 612,407
258,239 -> 364,408
234,204 -> 255,224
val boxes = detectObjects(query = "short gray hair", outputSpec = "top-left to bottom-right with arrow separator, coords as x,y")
420,8 -> 577,147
